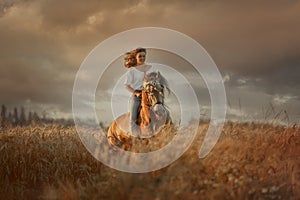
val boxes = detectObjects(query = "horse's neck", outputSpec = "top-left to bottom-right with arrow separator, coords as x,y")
140,90 -> 150,126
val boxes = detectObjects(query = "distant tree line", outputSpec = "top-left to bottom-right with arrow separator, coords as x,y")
0,104 -> 74,129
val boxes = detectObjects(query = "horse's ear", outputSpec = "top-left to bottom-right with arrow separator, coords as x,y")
156,71 -> 160,79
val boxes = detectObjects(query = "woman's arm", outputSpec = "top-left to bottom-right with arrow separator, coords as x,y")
125,85 -> 134,94
125,85 -> 141,97
124,69 -> 141,97
124,70 -> 135,94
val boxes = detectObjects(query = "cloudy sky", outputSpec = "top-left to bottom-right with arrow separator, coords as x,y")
1,0 -> 300,124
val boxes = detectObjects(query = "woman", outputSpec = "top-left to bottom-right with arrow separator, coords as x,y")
123,48 -> 156,136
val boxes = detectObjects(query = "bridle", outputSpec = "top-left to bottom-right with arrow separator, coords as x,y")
142,80 -> 164,107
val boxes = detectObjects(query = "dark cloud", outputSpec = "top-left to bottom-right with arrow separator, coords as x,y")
38,0 -> 102,28
0,1 -> 13,16
0,0 -> 299,122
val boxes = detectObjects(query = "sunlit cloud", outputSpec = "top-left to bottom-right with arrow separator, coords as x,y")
273,95 -> 296,106
0,0 -> 299,124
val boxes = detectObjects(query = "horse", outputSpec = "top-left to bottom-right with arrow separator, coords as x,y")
106,71 -> 172,150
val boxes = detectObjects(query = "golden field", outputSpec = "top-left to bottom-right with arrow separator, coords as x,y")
0,122 -> 299,200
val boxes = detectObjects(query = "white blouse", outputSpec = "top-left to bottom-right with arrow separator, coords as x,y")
124,64 -> 156,90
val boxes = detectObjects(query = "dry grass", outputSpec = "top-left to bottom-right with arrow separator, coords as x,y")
0,122 -> 299,200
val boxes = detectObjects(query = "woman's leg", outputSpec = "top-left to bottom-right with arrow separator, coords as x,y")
130,94 -> 141,136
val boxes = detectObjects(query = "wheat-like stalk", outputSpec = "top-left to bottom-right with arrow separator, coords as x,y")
0,122 -> 299,199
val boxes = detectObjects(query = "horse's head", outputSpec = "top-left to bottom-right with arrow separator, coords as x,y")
141,71 -> 170,130
143,71 -> 168,107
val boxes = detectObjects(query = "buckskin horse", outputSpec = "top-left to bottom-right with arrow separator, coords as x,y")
106,71 -> 172,150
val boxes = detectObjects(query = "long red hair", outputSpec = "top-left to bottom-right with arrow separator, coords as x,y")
124,48 -> 147,68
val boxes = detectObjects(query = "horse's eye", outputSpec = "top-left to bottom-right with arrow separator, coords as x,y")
153,82 -> 156,86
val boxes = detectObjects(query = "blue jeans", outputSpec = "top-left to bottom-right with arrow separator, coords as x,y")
130,94 -> 141,135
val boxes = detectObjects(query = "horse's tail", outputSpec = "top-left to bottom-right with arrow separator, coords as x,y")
107,122 -> 114,139
107,121 -> 119,146
107,119 -> 132,149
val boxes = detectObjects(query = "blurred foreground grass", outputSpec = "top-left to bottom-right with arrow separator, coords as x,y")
0,122 -> 299,200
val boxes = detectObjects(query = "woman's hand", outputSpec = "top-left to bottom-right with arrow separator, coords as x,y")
125,85 -> 141,98
134,90 -> 142,98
